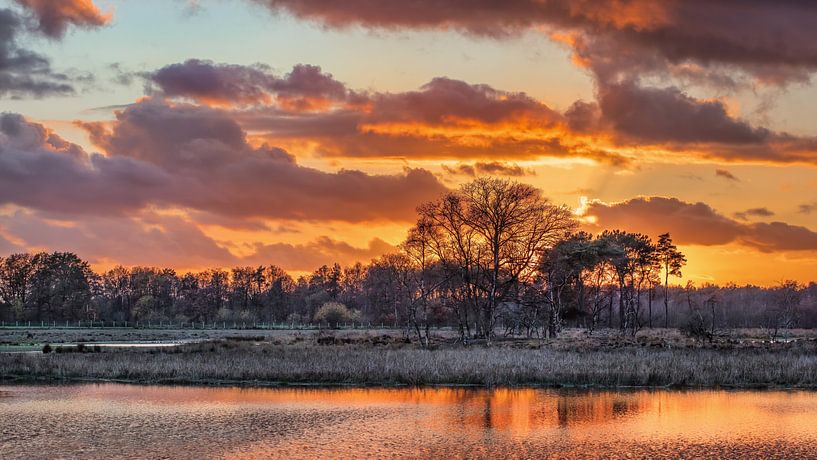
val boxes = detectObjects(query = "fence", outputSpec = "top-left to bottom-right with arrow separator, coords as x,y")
0,320 -> 457,331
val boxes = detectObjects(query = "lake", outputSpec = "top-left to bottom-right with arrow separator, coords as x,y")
1,384 -> 816,459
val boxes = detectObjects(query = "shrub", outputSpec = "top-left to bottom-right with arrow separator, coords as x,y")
314,302 -> 354,327
42,344 -> 52,354
680,310 -> 712,341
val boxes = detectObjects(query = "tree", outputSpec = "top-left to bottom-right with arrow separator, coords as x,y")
656,233 -> 687,328
416,178 -> 576,342
0,253 -> 36,320
762,280 -> 802,340
539,233 -> 602,337
364,253 -> 413,327
263,265 -> 294,322
402,217 -> 448,347
598,231 -> 655,336
28,252 -> 95,321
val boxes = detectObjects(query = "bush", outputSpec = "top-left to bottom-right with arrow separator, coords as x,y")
314,302 -> 355,327
42,344 -> 52,354
680,310 -> 712,341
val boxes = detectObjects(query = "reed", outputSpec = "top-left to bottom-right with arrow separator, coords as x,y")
2,340 -> 815,388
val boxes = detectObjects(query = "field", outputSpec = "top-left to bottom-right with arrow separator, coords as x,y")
1,327 -> 817,388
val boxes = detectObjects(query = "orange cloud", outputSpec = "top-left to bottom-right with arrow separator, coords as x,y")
142,61 -> 817,167
14,0 -> 110,38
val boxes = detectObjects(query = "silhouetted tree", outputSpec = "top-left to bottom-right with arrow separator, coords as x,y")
656,233 -> 686,328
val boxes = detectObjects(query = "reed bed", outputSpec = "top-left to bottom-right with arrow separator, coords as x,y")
2,340 -> 816,388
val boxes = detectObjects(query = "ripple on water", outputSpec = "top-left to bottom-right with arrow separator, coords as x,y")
1,385 -> 817,459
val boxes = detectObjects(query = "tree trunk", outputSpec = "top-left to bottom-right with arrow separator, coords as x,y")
664,268 -> 670,328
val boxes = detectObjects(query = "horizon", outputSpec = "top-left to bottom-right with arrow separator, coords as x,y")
1,0 -> 816,286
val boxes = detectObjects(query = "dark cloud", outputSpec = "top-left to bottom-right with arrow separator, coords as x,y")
442,161 -> 532,177
583,196 -> 817,252
1,106 -> 448,222
252,1 -> 817,86
733,207 -> 774,221
0,112 -> 170,216
0,9 -> 73,97
798,203 -> 817,215
14,0 -> 110,39
715,169 -> 740,181
597,82 -> 769,145
148,60 -> 350,109
368,77 -> 559,125
245,2 -> 817,166
1,2 -> 107,98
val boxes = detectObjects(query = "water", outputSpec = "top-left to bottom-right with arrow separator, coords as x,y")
1,384 -> 816,459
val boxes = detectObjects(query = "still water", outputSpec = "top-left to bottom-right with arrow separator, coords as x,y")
1,384 -> 816,459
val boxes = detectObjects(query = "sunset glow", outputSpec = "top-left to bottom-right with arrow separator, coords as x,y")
2,0 -> 816,285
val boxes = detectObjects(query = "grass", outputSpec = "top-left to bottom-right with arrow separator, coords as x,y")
2,335 -> 817,388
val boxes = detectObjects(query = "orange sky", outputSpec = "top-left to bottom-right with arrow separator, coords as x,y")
1,0 -> 816,285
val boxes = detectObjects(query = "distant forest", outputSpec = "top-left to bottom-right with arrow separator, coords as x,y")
1,179 -> 814,343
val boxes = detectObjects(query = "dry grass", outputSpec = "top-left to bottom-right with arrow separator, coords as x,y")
2,338 -> 816,388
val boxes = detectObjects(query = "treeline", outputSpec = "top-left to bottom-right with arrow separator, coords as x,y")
1,179 -> 815,342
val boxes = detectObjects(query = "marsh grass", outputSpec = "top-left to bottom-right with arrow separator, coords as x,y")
2,340 -> 816,388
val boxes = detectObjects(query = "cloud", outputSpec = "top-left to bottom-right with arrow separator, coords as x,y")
0,232 -> 22,254
733,207 -> 774,221
144,61 -> 817,166
252,1 -> 817,87
14,0 -> 110,38
715,169 -> 740,181
0,210 -> 235,268
244,237 -> 395,271
1,3 -> 107,98
597,82 -> 769,145
0,9 -> 72,97
798,203 -> 817,215
0,209 -> 393,271
442,161 -> 532,177
241,2 -> 817,167
1,107 -> 448,222
224,72 -> 623,163
582,196 -> 817,252
148,60 -> 350,109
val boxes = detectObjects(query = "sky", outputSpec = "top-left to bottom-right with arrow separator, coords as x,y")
1,0 -> 816,285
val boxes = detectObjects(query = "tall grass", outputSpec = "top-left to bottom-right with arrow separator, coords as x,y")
2,342 -> 816,388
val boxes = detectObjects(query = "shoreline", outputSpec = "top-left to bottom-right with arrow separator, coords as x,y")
3,374 -> 817,391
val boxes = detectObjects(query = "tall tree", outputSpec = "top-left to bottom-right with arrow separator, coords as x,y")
656,233 -> 687,328
28,252 -> 95,321
416,178 -> 576,341
0,253 -> 35,320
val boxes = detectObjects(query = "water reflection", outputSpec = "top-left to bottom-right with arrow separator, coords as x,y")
1,384 -> 816,459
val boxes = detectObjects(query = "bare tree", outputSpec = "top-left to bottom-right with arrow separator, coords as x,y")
762,280 -> 802,340
416,178 -> 576,343
402,217 -> 449,348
